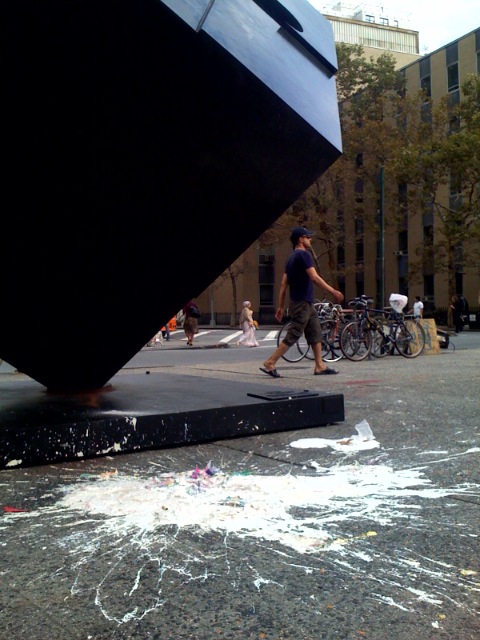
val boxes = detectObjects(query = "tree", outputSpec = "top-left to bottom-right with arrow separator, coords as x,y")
215,258 -> 246,327
273,45 -> 407,286
392,74 -> 480,301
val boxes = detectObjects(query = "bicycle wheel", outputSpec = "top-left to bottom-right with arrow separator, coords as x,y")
370,324 -> 393,358
321,319 -> 343,362
394,320 -> 425,358
340,321 -> 372,361
277,322 -> 309,362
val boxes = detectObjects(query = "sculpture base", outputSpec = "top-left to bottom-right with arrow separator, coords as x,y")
0,373 -> 344,469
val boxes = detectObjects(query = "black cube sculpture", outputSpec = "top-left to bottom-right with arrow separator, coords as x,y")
0,0 -> 342,391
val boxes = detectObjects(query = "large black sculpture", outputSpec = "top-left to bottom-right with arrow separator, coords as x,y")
0,0 -> 342,391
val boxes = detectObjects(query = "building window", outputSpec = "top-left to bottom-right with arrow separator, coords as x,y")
424,274 -> 434,297
259,284 -> 274,306
423,225 -> 434,246
420,102 -> 432,124
355,177 -> 364,203
447,90 -> 460,132
455,272 -> 463,294
446,42 -> 458,65
337,209 -> 345,265
355,216 -> 364,262
449,173 -> 462,197
356,243 -> 364,262
422,203 -> 434,226
398,182 -> 408,203
335,181 -> 344,201
420,75 -> 431,98
447,63 -> 459,92
379,17 -> 389,26
258,251 -> 275,308
419,57 -> 431,78
365,14 -> 375,23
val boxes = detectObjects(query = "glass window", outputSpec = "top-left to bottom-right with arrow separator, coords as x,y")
398,230 -> 408,252
356,241 -> 364,261
259,285 -> 274,306
419,57 -> 431,78
447,63 -> 459,92
420,102 -> 432,124
449,174 -> 462,196
423,225 -> 433,246
355,178 -> 364,203
258,265 -> 274,284
258,250 -> 275,308
424,274 -> 434,297
420,75 -> 431,98
446,42 -> 458,66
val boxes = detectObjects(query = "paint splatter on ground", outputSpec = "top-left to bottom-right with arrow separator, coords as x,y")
2,430 -> 479,631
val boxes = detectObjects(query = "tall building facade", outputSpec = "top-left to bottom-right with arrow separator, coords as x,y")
396,28 -> 480,311
196,19 -> 479,326
321,2 -> 421,68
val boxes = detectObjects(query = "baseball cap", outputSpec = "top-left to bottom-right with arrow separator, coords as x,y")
290,226 -> 314,245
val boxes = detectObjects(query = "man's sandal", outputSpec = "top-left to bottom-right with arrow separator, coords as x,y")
259,367 -> 281,378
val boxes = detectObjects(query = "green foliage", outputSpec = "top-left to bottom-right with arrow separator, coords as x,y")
391,74 -> 480,294
278,45 -> 479,297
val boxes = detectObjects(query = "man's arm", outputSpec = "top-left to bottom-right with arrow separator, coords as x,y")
275,273 -> 288,322
306,266 -> 344,303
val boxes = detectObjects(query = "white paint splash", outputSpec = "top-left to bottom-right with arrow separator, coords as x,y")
57,463 -> 452,551
4,434 -> 479,627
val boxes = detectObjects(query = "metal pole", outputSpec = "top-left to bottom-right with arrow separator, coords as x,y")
209,285 -> 216,327
380,166 -> 385,309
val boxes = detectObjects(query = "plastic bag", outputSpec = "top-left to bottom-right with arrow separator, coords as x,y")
354,419 -> 375,441
176,309 -> 185,327
388,293 -> 408,313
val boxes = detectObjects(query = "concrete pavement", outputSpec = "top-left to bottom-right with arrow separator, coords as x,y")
0,341 -> 479,639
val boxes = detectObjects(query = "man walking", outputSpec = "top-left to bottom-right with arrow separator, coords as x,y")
260,226 -> 344,378
409,296 -> 424,319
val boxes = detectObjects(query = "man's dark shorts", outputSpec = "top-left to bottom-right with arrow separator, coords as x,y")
282,301 -> 322,347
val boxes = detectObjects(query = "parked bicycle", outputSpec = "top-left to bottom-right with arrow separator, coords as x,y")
340,296 -> 426,361
277,300 -> 350,363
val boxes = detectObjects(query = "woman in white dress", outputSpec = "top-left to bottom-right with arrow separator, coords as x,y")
237,300 -> 259,347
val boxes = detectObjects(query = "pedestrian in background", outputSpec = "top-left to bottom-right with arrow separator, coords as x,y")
450,295 -> 465,333
161,320 -> 171,341
237,301 -> 259,348
183,299 -> 200,346
260,226 -> 343,378
408,296 -> 424,319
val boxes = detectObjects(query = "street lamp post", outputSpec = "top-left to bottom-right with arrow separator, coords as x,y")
379,166 -> 385,309
209,285 -> 216,327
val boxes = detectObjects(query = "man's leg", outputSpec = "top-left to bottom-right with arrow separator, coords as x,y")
311,341 -> 339,374
262,302 -> 310,375
262,341 -> 290,371
312,342 -> 326,374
